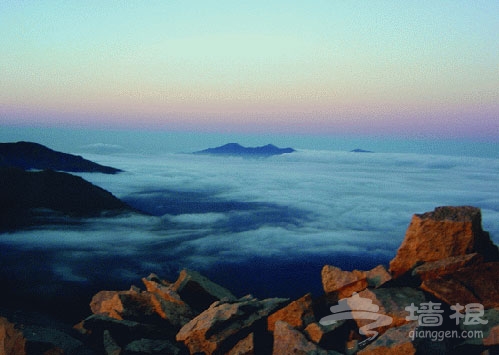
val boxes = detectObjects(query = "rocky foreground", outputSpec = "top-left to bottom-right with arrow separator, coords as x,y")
1,206 -> 498,354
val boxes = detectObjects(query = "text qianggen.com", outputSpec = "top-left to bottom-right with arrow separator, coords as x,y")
408,328 -> 484,342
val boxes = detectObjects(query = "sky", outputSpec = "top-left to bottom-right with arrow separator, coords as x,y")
1,1 -> 498,139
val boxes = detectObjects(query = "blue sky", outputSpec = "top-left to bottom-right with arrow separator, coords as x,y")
1,1 -> 498,139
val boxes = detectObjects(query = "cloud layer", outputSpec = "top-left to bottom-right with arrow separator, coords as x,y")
1,149 -> 499,302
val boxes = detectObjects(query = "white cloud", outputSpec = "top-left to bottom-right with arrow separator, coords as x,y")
2,149 -> 499,297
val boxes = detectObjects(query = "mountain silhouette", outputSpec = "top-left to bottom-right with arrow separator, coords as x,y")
350,148 -> 374,153
195,143 -> 295,157
0,141 -> 122,174
0,167 -> 132,231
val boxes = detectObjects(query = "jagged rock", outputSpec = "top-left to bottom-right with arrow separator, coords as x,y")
90,289 -> 160,322
272,321 -> 342,355
267,293 -> 315,332
389,206 -> 499,279
349,287 -> 427,332
0,317 -> 26,355
365,265 -> 392,288
304,321 -> 350,352
176,295 -> 288,355
412,253 -> 483,281
421,262 -> 499,309
226,332 -> 255,355
357,321 -> 418,354
90,291 -> 120,317
90,286 -> 192,328
124,338 -> 182,355
173,269 -> 237,312
142,278 -> 194,327
322,265 -> 368,300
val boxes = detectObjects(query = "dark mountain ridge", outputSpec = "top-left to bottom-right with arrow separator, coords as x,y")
0,167 -> 132,231
195,143 -> 295,157
0,141 -> 122,174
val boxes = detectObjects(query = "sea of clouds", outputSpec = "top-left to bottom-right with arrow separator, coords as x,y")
2,148 -> 499,301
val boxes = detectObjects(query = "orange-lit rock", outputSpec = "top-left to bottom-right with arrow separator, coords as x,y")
226,332 -> 255,355
322,265 -> 368,300
267,293 -> 315,332
90,286 -> 192,328
389,206 -> 498,279
0,317 -> 26,355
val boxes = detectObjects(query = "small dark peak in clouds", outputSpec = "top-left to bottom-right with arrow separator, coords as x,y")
194,143 -> 295,157
350,148 -> 374,153
0,141 -> 122,174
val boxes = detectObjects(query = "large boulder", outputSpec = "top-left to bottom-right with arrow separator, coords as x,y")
176,295 -> 288,354
389,206 -> 499,279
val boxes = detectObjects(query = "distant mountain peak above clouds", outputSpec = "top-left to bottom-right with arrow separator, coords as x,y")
195,143 -> 295,157
0,141 -> 122,174
350,148 -> 374,153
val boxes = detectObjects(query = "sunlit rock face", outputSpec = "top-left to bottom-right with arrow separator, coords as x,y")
389,206 -> 499,279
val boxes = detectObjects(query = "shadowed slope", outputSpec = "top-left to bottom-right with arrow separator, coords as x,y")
0,167 -> 131,230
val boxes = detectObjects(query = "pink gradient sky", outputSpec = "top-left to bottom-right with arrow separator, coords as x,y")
1,1 -> 498,140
